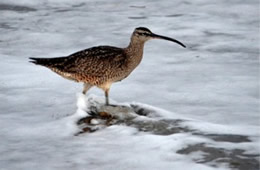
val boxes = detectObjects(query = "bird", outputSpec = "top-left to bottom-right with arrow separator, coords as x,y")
30,27 -> 186,105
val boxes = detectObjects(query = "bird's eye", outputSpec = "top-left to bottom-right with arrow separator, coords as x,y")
137,32 -> 149,36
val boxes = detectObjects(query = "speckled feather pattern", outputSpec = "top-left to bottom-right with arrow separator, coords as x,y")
32,41 -> 145,88
30,28 -> 154,92
52,46 -> 129,85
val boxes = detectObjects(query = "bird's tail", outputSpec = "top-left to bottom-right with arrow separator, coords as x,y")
29,57 -> 47,65
29,57 -> 66,67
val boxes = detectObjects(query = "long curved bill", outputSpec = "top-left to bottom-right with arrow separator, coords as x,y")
151,33 -> 186,48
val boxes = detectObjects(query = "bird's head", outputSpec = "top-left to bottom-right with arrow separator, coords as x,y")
132,27 -> 186,48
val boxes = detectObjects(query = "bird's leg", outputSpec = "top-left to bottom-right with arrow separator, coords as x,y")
100,82 -> 112,106
105,89 -> 110,105
82,83 -> 92,94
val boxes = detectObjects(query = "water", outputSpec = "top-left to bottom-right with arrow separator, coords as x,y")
0,0 -> 259,170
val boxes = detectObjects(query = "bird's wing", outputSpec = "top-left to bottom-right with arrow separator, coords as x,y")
57,46 -> 127,80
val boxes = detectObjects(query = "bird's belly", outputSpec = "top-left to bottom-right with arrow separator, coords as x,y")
97,81 -> 112,91
51,68 -> 79,82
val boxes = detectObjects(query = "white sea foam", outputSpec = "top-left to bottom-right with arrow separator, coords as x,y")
0,0 -> 258,169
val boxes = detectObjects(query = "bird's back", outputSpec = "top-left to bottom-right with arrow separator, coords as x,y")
30,46 -> 128,85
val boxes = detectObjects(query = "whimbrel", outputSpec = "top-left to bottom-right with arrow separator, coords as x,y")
30,27 -> 186,105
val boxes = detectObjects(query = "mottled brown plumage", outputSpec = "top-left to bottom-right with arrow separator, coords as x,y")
30,27 -> 186,105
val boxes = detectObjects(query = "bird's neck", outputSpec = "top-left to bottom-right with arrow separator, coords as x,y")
125,38 -> 146,68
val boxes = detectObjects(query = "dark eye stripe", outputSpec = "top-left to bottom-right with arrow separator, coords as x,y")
137,32 -> 150,36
